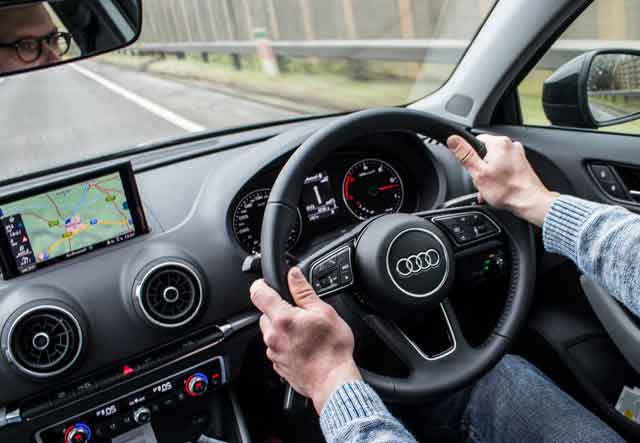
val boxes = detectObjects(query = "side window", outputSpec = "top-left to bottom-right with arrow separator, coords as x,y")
518,0 -> 640,134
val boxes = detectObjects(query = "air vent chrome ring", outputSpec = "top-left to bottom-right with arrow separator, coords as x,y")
5,305 -> 84,379
134,261 -> 204,328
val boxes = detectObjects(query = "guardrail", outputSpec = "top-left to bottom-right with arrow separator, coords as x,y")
128,39 -> 640,71
588,89 -> 640,98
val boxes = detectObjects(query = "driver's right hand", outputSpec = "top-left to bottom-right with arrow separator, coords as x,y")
446,134 -> 560,226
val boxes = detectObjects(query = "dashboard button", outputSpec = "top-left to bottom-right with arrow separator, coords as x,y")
133,406 -> 152,425
73,380 -> 97,398
161,396 -> 176,408
108,421 -> 119,433
52,389 -> 76,407
210,371 -> 223,387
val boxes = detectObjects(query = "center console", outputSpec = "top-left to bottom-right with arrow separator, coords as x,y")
36,356 -> 225,443
38,357 -> 224,443
0,311 -> 257,443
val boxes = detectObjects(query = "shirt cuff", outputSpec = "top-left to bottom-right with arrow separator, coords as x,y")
542,195 -> 604,263
319,380 -> 389,441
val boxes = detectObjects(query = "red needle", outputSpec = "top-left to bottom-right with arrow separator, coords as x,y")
378,184 -> 400,191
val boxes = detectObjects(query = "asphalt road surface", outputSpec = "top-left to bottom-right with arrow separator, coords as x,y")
0,61 -> 299,181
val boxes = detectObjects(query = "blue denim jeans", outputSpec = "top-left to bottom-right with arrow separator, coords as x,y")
400,355 -> 623,442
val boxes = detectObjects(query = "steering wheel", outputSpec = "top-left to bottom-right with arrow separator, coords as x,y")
261,108 -> 536,402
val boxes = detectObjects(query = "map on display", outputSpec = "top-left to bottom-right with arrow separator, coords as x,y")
0,172 -> 136,274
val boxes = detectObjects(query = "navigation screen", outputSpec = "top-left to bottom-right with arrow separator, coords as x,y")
0,165 -> 147,276
302,171 -> 339,222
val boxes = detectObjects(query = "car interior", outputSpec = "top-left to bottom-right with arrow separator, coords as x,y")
2,0 -> 640,442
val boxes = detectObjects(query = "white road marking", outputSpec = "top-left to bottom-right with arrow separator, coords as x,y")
70,64 -> 206,133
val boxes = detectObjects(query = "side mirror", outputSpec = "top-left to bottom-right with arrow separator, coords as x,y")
0,0 -> 141,77
543,49 -> 640,129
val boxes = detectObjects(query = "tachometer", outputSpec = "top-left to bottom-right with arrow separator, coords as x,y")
232,188 -> 302,254
342,159 -> 404,220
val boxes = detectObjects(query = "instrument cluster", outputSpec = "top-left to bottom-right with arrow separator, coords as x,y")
230,132 -> 442,255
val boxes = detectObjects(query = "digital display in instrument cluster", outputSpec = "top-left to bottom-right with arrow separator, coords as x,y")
302,171 -> 340,222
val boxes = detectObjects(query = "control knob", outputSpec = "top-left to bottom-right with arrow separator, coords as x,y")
185,372 -> 209,397
64,423 -> 91,443
133,406 -> 151,425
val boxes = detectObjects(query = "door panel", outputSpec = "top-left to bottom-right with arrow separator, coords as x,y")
482,124 -> 640,440
483,125 -> 640,213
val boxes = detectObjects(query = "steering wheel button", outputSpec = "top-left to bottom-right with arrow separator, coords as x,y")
317,258 -> 338,275
474,224 -> 488,235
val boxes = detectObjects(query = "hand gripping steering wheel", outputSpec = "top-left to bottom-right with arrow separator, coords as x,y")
261,108 -> 536,401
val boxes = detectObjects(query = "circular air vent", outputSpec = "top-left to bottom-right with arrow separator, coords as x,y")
134,261 -> 204,328
6,305 -> 83,378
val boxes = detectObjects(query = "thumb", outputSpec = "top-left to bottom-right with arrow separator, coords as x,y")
288,267 -> 321,309
447,135 -> 486,176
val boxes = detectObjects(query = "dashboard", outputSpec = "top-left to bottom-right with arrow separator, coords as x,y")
230,132 -> 444,256
0,123 -> 462,443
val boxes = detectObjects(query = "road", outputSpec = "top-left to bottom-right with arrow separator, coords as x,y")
588,100 -> 631,123
0,61 -> 299,181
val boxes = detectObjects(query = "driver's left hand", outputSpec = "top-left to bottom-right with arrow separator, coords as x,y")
250,268 -> 362,414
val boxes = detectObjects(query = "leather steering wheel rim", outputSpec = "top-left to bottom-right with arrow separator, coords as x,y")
261,107 -> 536,400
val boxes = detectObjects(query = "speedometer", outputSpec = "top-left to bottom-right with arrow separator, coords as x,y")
232,188 -> 302,254
342,159 -> 404,220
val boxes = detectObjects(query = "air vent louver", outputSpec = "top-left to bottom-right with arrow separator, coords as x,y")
8,306 -> 83,378
135,262 -> 203,328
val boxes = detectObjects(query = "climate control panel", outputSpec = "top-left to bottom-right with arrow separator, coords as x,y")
36,357 -> 225,443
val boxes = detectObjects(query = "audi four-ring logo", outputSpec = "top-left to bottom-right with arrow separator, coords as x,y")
395,249 -> 441,278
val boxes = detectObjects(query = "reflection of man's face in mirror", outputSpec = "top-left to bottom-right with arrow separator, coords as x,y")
0,4 -> 59,74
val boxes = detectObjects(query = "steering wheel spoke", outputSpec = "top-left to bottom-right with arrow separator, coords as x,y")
440,298 -> 475,358
359,300 -> 473,372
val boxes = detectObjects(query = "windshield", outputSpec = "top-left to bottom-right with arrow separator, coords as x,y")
1,0 -> 495,181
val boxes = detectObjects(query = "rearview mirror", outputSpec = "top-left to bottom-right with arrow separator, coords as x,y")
0,0 -> 141,77
543,49 -> 640,129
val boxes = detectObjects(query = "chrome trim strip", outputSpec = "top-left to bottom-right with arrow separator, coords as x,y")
385,228 -> 450,298
442,193 -> 480,208
0,406 -> 22,429
395,303 -> 456,361
133,260 -> 204,328
35,356 -> 227,442
5,305 -> 84,379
